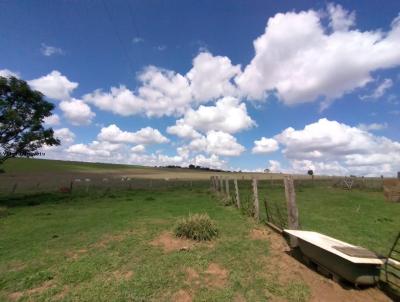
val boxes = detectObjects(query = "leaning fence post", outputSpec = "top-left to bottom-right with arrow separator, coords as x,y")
234,179 -> 241,209
11,183 -> 18,194
225,177 -> 230,200
284,175 -> 299,247
252,178 -> 260,222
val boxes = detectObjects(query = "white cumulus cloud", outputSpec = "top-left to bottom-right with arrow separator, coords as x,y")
189,130 -> 245,156
59,99 -> 95,125
43,114 -> 61,126
169,97 -> 255,135
98,124 -> 169,145
186,52 -> 241,102
0,69 -> 19,78
275,118 -> 400,176
54,128 -> 75,144
252,137 -> 279,154
29,70 -> 78,101
236,7 -> 400,109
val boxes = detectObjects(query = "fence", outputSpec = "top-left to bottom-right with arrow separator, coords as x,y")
0,175 -> 209,196
210,175 -> 299,237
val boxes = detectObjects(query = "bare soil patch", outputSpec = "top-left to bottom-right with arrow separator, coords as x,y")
260,228 -> 390,302
66,248 -> 88,260
150,232 -> 196,252
92,233 -> 126,249
250,228 -> 269,240
53,285 -> 69,300
184,263 -> 229,290
111,270 -> 134,281
204,263 -> 229,288
172,289 -> 192,302
9,280 -> 54,301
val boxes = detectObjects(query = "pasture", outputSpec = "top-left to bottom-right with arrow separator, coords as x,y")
0,158 -> 398,301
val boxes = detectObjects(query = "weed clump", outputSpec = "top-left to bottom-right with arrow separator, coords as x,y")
174,213 -> 218,241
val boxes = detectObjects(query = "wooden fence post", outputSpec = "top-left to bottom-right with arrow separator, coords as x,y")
69,181 -> 73,193
219,176 -> 224,194
234,179 -> 241,209
252,178 -> 259,222
225,177 -> 230,199
284,175 -> 299,247
11,183 -> 18,194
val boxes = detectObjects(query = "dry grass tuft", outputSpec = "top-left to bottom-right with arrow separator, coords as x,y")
174,213 -> 218,241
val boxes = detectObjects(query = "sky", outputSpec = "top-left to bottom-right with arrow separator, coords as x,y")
1,0 -> 400,176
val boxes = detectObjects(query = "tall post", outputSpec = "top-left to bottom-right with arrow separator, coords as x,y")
225,177 -> 230,199
219,176 -> 224,193
284,175 -> 299,247
234,179 -> 241,209
252,178 -> 259,222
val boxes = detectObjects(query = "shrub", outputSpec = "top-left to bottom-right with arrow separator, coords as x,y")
174,213 -> 218,241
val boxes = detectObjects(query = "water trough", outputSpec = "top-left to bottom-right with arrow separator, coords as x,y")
284,230 -> 385,286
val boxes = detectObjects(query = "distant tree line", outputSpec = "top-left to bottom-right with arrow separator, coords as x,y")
159,164 -> 225,172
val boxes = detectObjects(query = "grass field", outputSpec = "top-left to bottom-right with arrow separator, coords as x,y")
0,186 -> 310,301
0,158 -> 398,301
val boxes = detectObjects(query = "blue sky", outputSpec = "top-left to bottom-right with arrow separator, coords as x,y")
1,1 -> 400,176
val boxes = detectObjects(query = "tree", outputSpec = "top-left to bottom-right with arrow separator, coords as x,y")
0,76 -> 60,166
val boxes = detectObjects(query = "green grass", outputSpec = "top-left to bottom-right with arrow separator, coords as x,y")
0,185 -> 309,302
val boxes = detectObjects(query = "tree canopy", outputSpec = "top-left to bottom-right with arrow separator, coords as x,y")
0,76 -> 60,165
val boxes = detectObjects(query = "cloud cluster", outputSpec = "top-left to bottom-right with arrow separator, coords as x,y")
29,70 -> 78,101
256,118 -> 400,176
168,97 -> 254,136
59,99 -> 95,126
97,124 -> 168,145
188,130 -> 245,157
252,137 -> 279,154
236,6 -> 400,109
0,69 -> 19,78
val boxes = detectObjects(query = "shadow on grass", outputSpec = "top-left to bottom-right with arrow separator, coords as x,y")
0,192 -> 72,207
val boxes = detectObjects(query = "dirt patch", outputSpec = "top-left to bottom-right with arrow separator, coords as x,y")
262,228 -> 390,302
8,291 -> 23,301
186,268 -> 201,286
111,270 -> 134,281
172,289 -> 192,302
53,286 -> 69,300
150,232 -> 196,252
92,233 -> 126,249
204,263 -> 229,288
66,231 -> 130,260
250,228 -> 269,240
9,280 -> 55,300
66,248 -> 88,260
184,263 -> 229,290
233,293 -> 247,302
7,260 -> 27,272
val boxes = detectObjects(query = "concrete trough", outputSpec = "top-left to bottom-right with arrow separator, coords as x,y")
284,230 -> 384,286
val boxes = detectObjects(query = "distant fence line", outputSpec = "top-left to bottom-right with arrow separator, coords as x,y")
0,176 -> 208,195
